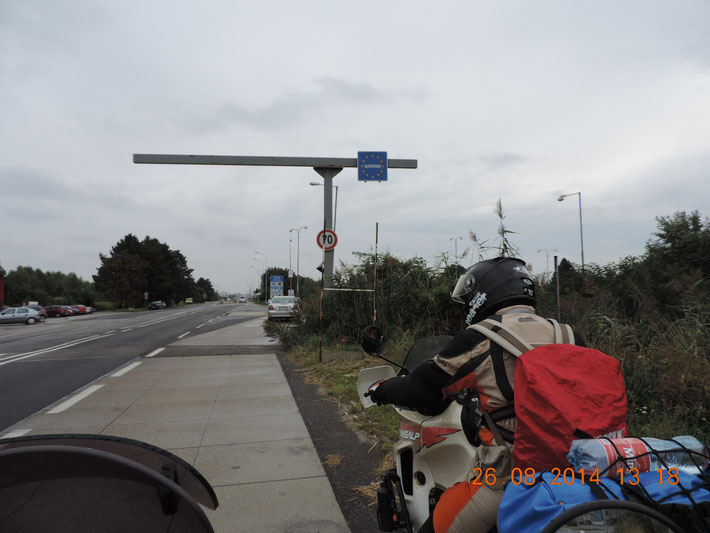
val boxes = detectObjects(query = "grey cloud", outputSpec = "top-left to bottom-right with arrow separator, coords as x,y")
184,77 -> 425,133
0,166 -> 140,219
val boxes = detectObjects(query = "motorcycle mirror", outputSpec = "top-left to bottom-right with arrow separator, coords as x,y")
360,325 -> 385,356
542,500 -> 685,533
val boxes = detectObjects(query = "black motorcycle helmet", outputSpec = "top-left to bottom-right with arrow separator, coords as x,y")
451,257 -> 535,325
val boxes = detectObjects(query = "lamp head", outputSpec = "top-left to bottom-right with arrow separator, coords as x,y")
557,195 -> 565,202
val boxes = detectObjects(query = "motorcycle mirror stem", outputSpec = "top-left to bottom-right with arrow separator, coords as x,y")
360,325 -> 409,374
371,353 -> 408,374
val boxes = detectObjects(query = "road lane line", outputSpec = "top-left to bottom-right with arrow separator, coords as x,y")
47,385 -> 104,414
177,331 -> 191,339
207,319 -> 214,323
1,429 -> 31,438
196,323 -> 205,329
111,361 -> 142,377
0,333 -> 115,367
105,330 -> 117,334
145,347 -> 165,358
121,328 -> 133,332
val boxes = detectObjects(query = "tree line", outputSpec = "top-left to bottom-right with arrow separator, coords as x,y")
2,234 -> 218,309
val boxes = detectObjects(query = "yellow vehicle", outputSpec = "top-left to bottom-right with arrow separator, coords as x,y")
185,298 -> 194,305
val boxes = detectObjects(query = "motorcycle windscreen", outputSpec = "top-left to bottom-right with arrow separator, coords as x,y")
0,433 -> 218,509
0,445 -> 215,533
401,336 -> 453,374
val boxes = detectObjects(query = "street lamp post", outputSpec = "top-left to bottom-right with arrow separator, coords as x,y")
557,192 -> 585,271
310,182 -> 339,231
252,257 -> 266,301
289,226 -> 308,297
249,265 -> 261,300
537,248 -> 558,281
255,251 -> 268,299
449,236 -> 463,264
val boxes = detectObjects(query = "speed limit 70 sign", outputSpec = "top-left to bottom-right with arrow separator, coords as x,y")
316,229 -> 338,250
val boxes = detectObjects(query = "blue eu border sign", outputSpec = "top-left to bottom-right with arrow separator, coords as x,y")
358,152 -> 388,182
270,275 -> 284,296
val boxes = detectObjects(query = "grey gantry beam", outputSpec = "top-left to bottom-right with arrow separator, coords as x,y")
133,154 -> 417,169
133,153 -> 417,290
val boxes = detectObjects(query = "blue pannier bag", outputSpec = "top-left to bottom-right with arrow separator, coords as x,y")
498,470 -> 710,533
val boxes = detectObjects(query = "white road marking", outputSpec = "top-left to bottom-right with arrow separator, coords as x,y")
105,330 -> 117,334
121,328 -> 133,332
0,333 -> 115,367
207,319 -> 214,323
196,323 -> 205,329
47,384 -> 104,414
145,347 -> 165,358
177,331 -> 191,339
111,361 -> 142,377
1,429 -> 31,438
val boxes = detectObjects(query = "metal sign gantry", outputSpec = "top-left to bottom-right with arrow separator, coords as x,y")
133,153 -> 417,287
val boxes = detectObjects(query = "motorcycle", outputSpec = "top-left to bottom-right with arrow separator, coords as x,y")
357,325 -> 481,532
357,326 -> 710,533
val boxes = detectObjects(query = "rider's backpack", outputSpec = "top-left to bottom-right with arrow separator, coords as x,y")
470,319 -> 628,472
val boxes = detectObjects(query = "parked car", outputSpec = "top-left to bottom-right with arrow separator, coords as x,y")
238,296 -> 247,303
148,300 -> 167,310
267,296 -> 300,321
185,298 -> 194,305
26,305 -> 48,320
0,307 -> 45,325
69,305 -> 90,314
45,305 -> 71,318
62,306 -> 79,316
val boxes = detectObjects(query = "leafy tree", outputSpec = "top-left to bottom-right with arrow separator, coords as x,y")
94,252 -> 149,308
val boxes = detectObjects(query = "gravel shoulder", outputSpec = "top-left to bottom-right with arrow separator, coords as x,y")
276,349 -> 386,533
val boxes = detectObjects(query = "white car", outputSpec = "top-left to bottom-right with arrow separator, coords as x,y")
267,296 -> 299,321
238,296 -> 246,303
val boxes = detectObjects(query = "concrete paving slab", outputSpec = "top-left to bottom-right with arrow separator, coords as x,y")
101,419 -> 209,449
194,438 -> 325,486
201,413 -> 310,446
208,477 -> 348,533
173,317 -> 276,346
111,400 -> 215,424
133,386 -> 220,405
216,382 -> 293,400
210,395 -> 298,419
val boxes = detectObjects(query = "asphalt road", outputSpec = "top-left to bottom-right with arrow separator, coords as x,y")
0,302 -> 243,431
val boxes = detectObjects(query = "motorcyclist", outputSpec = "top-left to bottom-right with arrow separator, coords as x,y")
367,257 -> 585,533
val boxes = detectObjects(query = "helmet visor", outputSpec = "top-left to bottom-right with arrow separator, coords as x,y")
451,271 -> 476,304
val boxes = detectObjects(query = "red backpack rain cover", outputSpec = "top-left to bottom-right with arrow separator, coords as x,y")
512,344 -> 628,472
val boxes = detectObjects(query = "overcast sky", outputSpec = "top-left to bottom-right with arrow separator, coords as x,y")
2,1 -> 709,295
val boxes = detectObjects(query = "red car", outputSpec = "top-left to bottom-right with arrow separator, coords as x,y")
45,305 -> 71,318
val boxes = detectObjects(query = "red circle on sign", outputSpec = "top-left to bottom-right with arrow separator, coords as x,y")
316,230 -> 338,250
